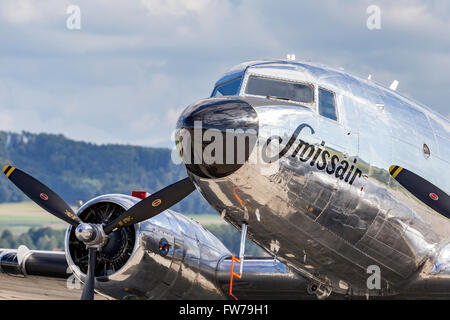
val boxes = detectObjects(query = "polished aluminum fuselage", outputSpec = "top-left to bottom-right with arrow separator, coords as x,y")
2,61 -> 449,299
65,194 -> 229,299
186,60 -> 450,296
64,194 -> 310,300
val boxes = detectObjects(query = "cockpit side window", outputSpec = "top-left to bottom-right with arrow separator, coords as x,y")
244,75 -> 314,104
211,76 -> 242,97
318,87 -> 338,121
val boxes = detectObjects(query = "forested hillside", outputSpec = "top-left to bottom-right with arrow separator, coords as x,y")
0,131 -> 215,214
0,225 -> 266,256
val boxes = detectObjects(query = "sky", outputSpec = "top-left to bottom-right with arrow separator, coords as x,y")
0,0 -> 449,147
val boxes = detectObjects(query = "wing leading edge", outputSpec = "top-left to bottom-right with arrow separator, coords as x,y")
0,247 -> 107,300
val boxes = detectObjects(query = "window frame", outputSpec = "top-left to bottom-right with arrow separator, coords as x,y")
241,73 -> 316,106
318,86 -> 340,123
210,75 -> 243,97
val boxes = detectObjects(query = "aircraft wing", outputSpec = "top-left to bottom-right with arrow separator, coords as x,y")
0,247 -> 107,300
400,244 -> 450,298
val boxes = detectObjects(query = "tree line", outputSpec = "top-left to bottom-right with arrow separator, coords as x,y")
0,225 -> 266,257
0,227 -> 65,251
0,131 -> 215,214
0,131 -> 268,255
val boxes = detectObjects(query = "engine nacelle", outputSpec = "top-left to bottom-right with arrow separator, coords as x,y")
0,193 -> 315,299
65,194 -> 229,300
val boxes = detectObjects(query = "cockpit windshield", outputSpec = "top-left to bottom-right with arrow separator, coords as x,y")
244,75 -> 314,104
211,76 -> 242,97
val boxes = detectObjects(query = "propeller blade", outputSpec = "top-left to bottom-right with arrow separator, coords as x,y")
390,165 -> 450,218
81,248 -> 97,300
103,178 -> 195,234
2,165 -> 81,227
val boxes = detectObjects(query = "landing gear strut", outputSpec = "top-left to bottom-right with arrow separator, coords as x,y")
307,281 -> 332,300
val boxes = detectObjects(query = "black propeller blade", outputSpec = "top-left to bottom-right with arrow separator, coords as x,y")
2,165 -> 197,300
390,165 -> 450,218
81,248 -> 97,300
103,177 -> 195,234
2,166 -> 81,227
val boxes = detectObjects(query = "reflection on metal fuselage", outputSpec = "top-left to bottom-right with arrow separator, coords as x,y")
64,194 -> 311,300
65,194 -> 229,300
178,60 -> 450,297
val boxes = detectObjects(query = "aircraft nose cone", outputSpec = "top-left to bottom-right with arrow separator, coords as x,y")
176,97 -> 259,179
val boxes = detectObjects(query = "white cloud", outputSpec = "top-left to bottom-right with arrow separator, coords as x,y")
382,1 -> 450,46
166,108 -> 184,126
0,0 -> 448,146
0,0 -> 41,24
140,0 -> 215,17
0,110 -> 14,131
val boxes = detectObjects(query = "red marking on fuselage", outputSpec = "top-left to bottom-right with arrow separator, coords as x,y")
430,193 -> 439,201
229,256 -> 241,300
233,187 -> 245,207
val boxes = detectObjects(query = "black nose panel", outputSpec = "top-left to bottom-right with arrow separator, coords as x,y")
176,98 -> 259,179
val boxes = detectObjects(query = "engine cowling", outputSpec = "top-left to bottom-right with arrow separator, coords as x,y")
0,193 -> 315,300
64,194 -> 229,300
65,194 -> 145,299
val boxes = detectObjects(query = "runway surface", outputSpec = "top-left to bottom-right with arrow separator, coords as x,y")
0,273 -> 108,300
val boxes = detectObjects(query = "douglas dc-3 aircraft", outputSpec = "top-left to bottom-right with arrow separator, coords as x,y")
0,59 -> 449,300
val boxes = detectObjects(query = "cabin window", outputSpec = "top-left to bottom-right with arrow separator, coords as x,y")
319,88 -> 338,121
244,75 -> 314,104
211,76 -> 242,97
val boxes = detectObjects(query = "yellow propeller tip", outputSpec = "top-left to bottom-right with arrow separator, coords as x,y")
2,166 -> 16,178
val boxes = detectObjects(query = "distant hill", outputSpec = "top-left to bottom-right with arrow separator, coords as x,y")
0,131 -> 216,215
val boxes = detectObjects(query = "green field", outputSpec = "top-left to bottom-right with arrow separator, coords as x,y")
0,202 -> 68,235
0,202 -> 224,236
0,202 -> 264,256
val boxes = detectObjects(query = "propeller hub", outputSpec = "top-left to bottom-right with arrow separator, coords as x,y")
75,223 -> 108,249
75,223 -> 96,242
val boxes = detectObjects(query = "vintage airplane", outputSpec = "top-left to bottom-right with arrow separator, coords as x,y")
0,59 -> 449,300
